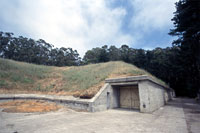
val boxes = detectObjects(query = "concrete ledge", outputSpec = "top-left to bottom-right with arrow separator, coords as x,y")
105,75 -> 172,91
0,94 -> 91,103
109,81 -> 138,86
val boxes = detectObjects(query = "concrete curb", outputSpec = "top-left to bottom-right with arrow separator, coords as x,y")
0,94 -> 90,103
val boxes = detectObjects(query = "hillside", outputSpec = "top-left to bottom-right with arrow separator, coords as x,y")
0,58 -> 166,98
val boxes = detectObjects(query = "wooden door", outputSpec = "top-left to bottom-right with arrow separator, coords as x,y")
131,87 -> 140,109
120,86 -> 139,109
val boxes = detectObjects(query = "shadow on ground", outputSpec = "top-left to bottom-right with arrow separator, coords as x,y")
168,98 -> 200,133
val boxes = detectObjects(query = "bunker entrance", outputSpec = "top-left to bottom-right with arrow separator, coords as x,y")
119,85 -> 140,110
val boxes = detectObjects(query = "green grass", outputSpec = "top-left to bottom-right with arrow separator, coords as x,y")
0,58 -> 53,90
0,80 -> 8,88
0,58 -> 52,78
61,61 -> 167,91
0,58 -> 167,94
62,62 -> 115,90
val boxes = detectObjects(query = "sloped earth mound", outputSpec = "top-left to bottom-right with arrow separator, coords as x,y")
0,100 -> 62,113
0,58 -> 167,99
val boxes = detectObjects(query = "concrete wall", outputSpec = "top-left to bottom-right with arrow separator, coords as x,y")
138,80 -> 172,113
0,94 -> 93,112
90,84 -> 120,112
59,100 -> 92,111
138,81 -> 151,112
109,86 -> 119,109
0,85 -> 117,113
90,84 -> 111,112
147,81 -> 165,112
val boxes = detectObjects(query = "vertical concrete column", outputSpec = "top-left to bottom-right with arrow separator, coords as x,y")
138,81 -> 150,113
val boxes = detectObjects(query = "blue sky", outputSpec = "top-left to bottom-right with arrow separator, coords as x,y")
0,0 -> 178,56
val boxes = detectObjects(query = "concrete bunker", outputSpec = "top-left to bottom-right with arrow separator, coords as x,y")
91,75 -> 175,113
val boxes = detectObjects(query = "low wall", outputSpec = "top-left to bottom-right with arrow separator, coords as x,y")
0,94 -> 92,111
0,84 -> 111,112
0,84 -> 112,112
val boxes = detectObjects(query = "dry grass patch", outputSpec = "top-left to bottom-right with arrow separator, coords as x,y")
0,100 -> 62,113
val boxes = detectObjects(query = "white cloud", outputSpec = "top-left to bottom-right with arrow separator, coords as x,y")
127,0 -> 178,48
0,0 -> 134,56
130,0 -> 177,32
0,0 -> 178,56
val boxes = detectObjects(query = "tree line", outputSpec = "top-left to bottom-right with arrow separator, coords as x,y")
0,32 -> 81,66
0,0 -> 199,97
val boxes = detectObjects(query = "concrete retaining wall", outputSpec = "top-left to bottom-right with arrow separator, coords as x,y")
0,84 -> 112,112
90,84 -> 110,112
0,94 -> 93,111
0,76 -> 174,113
90,84 -> 120,112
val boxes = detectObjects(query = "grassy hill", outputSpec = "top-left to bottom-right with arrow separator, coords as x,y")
0,58 -> 166,98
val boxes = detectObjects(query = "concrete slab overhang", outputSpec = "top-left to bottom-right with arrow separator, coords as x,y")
105,75 -> 172,91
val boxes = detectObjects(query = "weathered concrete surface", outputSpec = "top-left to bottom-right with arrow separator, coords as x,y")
181,98 -> 200,133
105,75 -> 171,91
105,75 -> 174,113
1,98 -> 198,133
139,80 -> 166,113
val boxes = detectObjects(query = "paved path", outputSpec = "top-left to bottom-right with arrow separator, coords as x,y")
0,98 -> 199,133
181,98 -> 200,133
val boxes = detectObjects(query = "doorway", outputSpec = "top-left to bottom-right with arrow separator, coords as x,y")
119,85 -> 140,109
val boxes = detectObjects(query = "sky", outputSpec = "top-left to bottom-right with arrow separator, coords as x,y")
0,0 -> 178,57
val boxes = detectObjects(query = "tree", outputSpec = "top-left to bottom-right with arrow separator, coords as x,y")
83,45 -> 109,64
108,45 -> 121,61
169,0 -> 200,97
0,32 -> 14,58
99,45 -> 109,62
83,48 -> 101,64
132,49 -> 147,69
119,45 -> 131,62
0,31 -> 81,67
